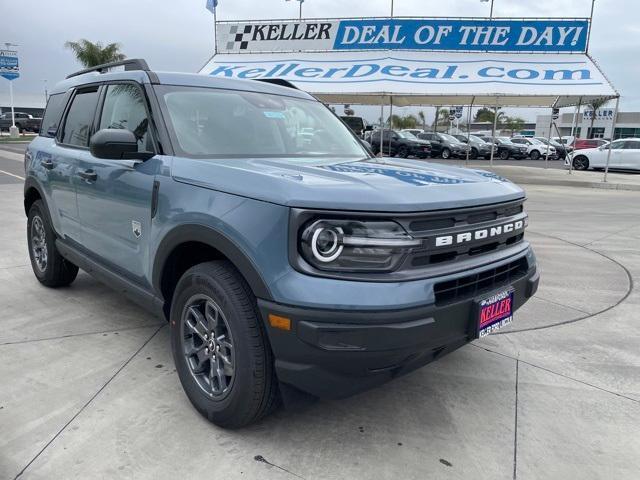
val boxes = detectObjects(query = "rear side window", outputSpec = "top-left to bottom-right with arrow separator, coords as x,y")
40,93 -> 69,138
61,88 -> 99,147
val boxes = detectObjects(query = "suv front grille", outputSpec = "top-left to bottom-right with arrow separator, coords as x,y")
393,199 -> 527,269
434,257 -> 529,305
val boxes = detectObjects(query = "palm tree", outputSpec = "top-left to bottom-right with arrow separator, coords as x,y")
586,98 -> 609,138
417,111 -> 426,130
64,39 -> 125,68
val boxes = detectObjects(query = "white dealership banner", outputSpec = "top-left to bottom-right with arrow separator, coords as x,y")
216,17 -> 590,54
199,51 -> 616,106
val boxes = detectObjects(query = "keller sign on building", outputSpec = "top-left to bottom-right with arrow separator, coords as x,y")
216,18 -> 589,54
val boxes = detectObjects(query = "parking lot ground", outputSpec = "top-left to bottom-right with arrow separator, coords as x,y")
1,160 -> 639,479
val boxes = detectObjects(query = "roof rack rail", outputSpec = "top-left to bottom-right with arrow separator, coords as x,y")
66,58 -> 150,79
255,78 -> 298,90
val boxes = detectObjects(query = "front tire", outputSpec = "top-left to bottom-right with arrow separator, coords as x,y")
573,155 -> 589,170
170,261 -> 279,428
469,148 -> 478,159
441,148 -> 451,159
530,150 -> 540,160
27,200 -> 78,287
499,149 -> 510,160
397,146 -> 409,158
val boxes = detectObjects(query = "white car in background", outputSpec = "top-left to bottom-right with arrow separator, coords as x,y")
568,138 -> 640,171
511,137 -> 556,160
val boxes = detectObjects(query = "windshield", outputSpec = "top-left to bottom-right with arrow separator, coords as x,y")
469,135 -> 485,143
496,138 -> 514,145
439,133 -> 461,143
529,138 -> 543,145
157,86 -> 367,158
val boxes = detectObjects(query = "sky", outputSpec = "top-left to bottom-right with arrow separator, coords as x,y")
1,0 -> 638,124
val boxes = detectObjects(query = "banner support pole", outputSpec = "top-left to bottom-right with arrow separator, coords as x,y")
544,106 -> 556,169
489,98 -> 498,167
465,97 -> 475,168
568,97 -> 582,175
603,95 -> 620,183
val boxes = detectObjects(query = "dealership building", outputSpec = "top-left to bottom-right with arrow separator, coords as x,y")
535,109 -> 640,140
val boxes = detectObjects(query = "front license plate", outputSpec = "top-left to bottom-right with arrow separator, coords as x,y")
477,289 -> 514,338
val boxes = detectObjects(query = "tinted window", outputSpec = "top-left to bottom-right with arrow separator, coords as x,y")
61,88 -> 99,147
99,84 -> 152,151
610,141 -> 625,150
623,141 -> 640,149
40,93 -> 69,138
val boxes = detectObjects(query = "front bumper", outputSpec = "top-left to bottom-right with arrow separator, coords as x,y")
258,262 -> 539,399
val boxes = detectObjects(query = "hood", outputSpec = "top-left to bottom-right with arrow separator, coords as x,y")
171,156 -> 524,212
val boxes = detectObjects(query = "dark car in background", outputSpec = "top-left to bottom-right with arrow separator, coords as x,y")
340,115 -> 370,138
0,112 -> 42,133
478,136 -> 528,159
534,137 -> 569,160
418,132 -> 470,159
453,134 -> 494,159
370,129 -> 432,158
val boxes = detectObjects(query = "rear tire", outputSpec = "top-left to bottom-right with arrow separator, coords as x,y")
441,148 -> 451,159
469,148 -> 478,159
530,150 -> 540,160
397,146 -> 409,158
499,149 -> 510,160
170,260 -> 279,428
572,156 -> 589,170
27,200 -> 79,287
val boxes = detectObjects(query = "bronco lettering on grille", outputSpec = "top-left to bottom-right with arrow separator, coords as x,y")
434,219 -> 525,247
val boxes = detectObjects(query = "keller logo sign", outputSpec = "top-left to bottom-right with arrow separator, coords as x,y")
216,18 -> 589,54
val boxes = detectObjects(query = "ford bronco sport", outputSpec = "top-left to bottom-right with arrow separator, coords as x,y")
24,59 -> 538,428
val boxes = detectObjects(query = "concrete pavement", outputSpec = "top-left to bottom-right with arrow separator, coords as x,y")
0,158 -> 639,479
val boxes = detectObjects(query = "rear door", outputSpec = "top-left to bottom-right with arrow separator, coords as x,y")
75,82 -> 158,283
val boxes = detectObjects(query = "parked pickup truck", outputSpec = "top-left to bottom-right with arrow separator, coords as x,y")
24,59 -> 539,428
0,111 -> 42,133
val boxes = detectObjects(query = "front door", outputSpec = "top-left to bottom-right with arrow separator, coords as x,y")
75,83 -> 158,284
49,87 -> 101,243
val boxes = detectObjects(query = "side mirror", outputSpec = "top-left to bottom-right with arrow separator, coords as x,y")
365,125 -> 373,132
90,129 -> 153,160
391,135 -> 399,140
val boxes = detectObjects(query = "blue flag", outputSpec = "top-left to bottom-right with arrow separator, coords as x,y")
205,0 -> 217,14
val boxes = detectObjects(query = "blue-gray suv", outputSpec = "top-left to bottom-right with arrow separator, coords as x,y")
24,59 -> 539,428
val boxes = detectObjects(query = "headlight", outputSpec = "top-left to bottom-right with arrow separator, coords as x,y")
300,219 -> 422,272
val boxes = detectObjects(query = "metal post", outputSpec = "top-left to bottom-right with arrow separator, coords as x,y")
544,112 -> 554,169
567,97 -> 582,175
388,99 -> 393,157
391,0 -> 394,16
379,103 -> 384,157
465,98 -> 475,167
586,0 -> 596,53
9,80 -> 15,127
213,7 -> 218,53
299,0 -> 302,20
603,96 -> 620,183
490,0 -> 494,19
489,98 -> 499,166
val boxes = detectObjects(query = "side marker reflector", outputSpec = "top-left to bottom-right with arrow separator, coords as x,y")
268,314 -> 291,331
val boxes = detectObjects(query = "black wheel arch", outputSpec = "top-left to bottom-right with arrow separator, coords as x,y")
24,178 -> 49,218
153,224 -> 274,313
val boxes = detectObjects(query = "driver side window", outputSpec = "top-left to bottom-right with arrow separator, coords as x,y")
99,84 -> 153,152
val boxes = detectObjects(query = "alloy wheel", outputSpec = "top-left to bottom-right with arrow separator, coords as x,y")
31,215 -> 48,272
181,294 -> 235,398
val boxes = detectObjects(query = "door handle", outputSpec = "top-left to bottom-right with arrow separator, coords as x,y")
41,159 -> 54,170
78,169 -> 97,182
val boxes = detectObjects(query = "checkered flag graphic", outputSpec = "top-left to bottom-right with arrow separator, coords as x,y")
225,25 -> 252,51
